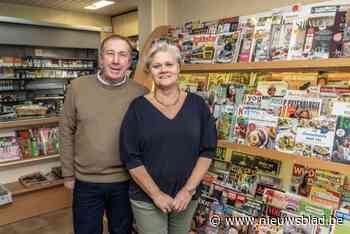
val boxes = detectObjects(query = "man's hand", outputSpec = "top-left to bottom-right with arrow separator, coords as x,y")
64,178 -> 75,190
172,187 -> 193,213
151,191 -> 174,213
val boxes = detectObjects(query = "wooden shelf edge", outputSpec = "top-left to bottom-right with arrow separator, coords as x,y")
218,140 -> 350,174
0,154 -> 60,167
0,116 -> 61,129
181,58 -> 350,73
5,179 -> 65,196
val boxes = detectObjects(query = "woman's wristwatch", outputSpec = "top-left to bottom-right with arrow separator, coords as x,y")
184,186 -> 196,196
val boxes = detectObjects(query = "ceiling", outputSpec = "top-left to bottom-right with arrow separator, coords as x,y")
0,0 -> 138,16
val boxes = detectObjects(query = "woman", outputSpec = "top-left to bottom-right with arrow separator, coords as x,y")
120,42 -> 217,234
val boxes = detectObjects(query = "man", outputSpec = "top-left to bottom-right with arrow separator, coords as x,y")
60,34 -> 147,234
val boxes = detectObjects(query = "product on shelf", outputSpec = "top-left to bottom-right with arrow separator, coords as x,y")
0,131 -> 21,162
15,105 -> 48,117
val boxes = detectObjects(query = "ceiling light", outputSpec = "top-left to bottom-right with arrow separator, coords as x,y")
84,1 -> 115,10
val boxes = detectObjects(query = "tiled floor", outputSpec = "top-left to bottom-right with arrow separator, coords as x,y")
0,208 -> 108,234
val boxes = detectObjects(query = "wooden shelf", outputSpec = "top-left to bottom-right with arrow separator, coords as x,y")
181,58 -> 350,73
0,116 -> 61,129
5,179 -> 64,196
0,154 -> 59,168
218,140 -> 350,175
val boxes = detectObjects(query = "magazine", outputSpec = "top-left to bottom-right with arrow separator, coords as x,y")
191,35 -> 217,64
253,16 -> 273,62
270,13 -> 296,61
214,32 -> 241,63
0,131 -> 21,162
332,116 -> 350,164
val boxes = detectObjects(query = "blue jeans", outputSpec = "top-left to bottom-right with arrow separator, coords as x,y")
73,179 -> 133,234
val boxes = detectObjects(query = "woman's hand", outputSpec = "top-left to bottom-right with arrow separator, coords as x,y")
172,187 -> 193,213
152,191 -> 174,213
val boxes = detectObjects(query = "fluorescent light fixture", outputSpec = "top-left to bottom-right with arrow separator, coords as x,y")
84,0 -> 115,10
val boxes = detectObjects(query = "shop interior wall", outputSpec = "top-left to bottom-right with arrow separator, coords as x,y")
112,11 -> 138,37
167,0 -> 332,26
0,2 -> 112,40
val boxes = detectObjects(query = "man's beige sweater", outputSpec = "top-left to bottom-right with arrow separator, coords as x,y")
59,75 -> 147,183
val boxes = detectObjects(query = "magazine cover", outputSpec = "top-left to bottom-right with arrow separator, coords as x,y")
256,81 -> 288,97
191,35 -> 217,64
287,15 -> 308,60
0,131 -> 21,162
270,14 -> 296,61
280,90 -> 322,119
190,195 -> 216,234
204,19 -> 219,34
254,174 -> 282,199
253,16 -> 273,62
330,11 -> 347,58
231,152 -> 281,176
237,17 -> 256,63
303,12 -> 336,59
334,210 -> 350,234
215,146 -> 227,161
342,9 -> 350,57
332,116 -> 350,164
294,116 -> 337,160
245,108 -> 278,149
280,211 -> 317,234
290,163 -> 345,197
298,199 -> 333,220
263,188 -> 301,213
270,72 -> 318,90
214,32 -> 241,63
309,185 -> 341,209
216,104 -> 236,140
207,73 -> 231,92
179,34 -> 193,64
233,105 -> 251,145
216,17 -> 239,34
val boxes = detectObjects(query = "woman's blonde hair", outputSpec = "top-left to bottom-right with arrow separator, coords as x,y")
144,41 -> 182,72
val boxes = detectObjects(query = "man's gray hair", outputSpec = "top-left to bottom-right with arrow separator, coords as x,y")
144,41 -> 182,72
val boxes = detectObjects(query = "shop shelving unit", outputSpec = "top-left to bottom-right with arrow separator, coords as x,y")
134,25 -> 350,176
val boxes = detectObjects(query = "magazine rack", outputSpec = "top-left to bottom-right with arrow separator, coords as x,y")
134,25 -> 350,175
